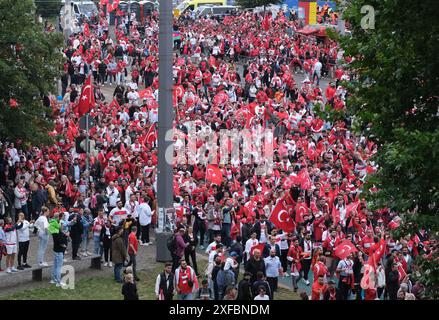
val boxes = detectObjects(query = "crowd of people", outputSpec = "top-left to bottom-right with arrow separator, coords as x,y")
0,5 -> 435,300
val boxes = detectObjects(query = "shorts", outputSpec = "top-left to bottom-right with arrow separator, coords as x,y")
5,244 -> 17,255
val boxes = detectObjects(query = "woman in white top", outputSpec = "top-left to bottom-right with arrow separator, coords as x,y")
34,207 -> 50,266
16,212 -> 33,269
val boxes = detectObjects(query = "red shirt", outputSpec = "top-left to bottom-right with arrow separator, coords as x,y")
128,232 -> 138,255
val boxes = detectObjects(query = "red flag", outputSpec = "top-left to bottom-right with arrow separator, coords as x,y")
346,201 -> 360,217
388,216 -> 401,230
120,143 -> 127,156
368,238 -> 386,270
205,164 -> 222,185
108,98 -> 120,110
295,201 -> 309,223
138,88 -> 154,100
334,240 -> 358,260
397,263 -> 407,281
269,201 -> 296,233
76,75 -> 95,116
298,168 -> 312,190
83,23 -> 90,37
145,123 -> 157,145
250,243 -> 265,257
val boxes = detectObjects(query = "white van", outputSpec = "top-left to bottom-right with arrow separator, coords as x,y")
59,1 -> 98,35
195,5 -> 239,18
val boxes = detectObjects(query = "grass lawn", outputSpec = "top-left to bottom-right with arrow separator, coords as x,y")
2,259 -> 298,300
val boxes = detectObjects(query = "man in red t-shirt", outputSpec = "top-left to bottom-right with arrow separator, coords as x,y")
127,226 -> 139,281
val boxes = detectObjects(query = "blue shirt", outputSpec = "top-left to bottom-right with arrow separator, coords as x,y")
264,256 -> 281,278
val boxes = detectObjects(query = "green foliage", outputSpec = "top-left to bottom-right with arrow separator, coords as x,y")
235,0 -> 283,10
35,0 -> 62,18
337,0 -> 439,297
0,0 -> 63,146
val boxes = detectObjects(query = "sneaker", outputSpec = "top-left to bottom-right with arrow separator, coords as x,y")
11,268 -> 19,272
6,268 -> 12,274
104,262 -> 108,267
80,252 -> 88,257
148,242 -> 153,245
23,264 -> 32,269
138,241 -> 143,245
86,251 -> 92,256
140,243 -> 148,246
39,262 -> 49,267
284,273 -> 290,277
305,280 -> 310,286
72,256 -> 81,261
17,266 -> 25,271
50,279 -> 57,284
109,262 -> 113,267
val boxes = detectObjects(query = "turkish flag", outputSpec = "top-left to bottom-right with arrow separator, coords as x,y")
334,240 -> 358,260
346,201 -> 360,217
368,238 -> 386,270
250,243 -> 265,257
145,123 -> 157,145
388,216 -> 401,230
295,201 -> 309,223
108,98 -> 120,110
397,263 -> 407,281
213,91 -> 229,106
205,164 -> 222,185
75,75 -> 95,116
139,88 -> 154,100
269,200 -> 296,233
298,168 -> 312,190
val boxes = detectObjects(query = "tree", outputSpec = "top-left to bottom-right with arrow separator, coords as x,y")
0,0 -> 63,146
35,0 -> 62,18
336,0 -> 439,298
235,0 -> 283,12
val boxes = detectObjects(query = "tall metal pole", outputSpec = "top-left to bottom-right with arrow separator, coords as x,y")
85,113 -> 90,174
156,0 -> 174,261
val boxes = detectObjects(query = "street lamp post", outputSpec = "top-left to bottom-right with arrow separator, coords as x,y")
156,0 -> 174,262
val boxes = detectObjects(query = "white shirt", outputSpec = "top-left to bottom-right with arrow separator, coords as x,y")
35,215 -> 49,236
245,238 -> 259,255
109,207 -> 128,226
17,220 -> 32,242
137,202 -> 152,226
106,186 -> 120,208
254,294 -> 270,300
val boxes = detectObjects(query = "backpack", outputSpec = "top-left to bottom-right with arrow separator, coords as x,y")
167,235 -> 177,253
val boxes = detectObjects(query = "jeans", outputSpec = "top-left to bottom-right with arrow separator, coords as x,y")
37,233 -> 48,264
177,293 -> 193,300
82,232 -> 89,252
221,223 -> 231,247
114,263 -> 123,282
52,252 -> 64,284
127,254 -> 137,278
93,235 -> 102,256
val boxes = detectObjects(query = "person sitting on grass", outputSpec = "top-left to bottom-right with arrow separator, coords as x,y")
122,273 -> 139,300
